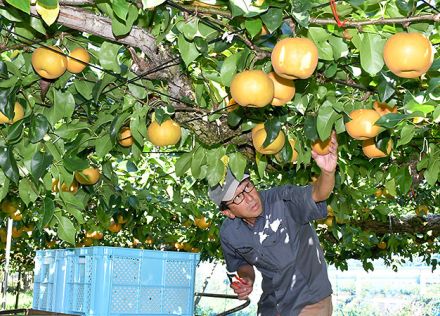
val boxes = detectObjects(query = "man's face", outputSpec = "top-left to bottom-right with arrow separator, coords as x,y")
222,179 -> 263,224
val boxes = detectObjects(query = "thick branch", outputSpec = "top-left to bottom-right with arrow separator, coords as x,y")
52,6 -> 158,57
355,215 -> 440,237
175,111 -> 245,146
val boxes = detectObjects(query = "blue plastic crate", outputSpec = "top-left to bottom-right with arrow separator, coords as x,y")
33,246 -> 200,315
33,249 -> 70,312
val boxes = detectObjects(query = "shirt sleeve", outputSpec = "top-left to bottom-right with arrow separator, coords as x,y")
278,184 -> 327,224
220,237 -> 249,273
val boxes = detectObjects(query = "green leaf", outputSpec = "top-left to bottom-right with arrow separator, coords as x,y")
18,178 -> 39,206
198,23 -> 218,40
62,155 -> 89,173
55,213 -> 76,245
433,104 -> 440,123
191,146 -> 206,179
404,100 -> 435,116
5,0 -> 30,14
206,147 -> 226,166
290,0 -> 311,27
385,178 -> 397,197
256,152 -> 267,178
334,117 -> 345,135
395,167 -> 412,195
323,63 -> 337,78
4,61 -> 20,78
262,118 -> 282,148
30,150 -> 53,182
0,76 -> 19,89
6,120 -> 24,143
206,158 -> 225,187
109,112 -> 131,143
95,134 -> 113,158
0,146 -> 19,183
308,27 -> 330,42
377,75 -> 396,102
14,23 -> 37,44
112,0 -> 128,20
426,78 -> 440,101
128,73 -> 148,99
245,18 -> 262,38
0,6 -> 24,22
227,109 -> 242,127
260,8 -> 283,33
29,16 -> 47,35
425,160 -> 439,186
220,53 -> 240,87
40,197 -> 55,229
55,120 -> 90,139
176,17 -> 198,41
141,0 -> 166,9
175,152 -> 192,177
59,192 -> 85,224
92,73 -> 115,102
328,36 -> 349,60
317,103 -> 339,140
74,80 -> 93,100
0,170 -> 10,201
308,28 -> 333,61
194,36 -> 208,54
229,0 -> 267,18
0,87 -> 16,120
375,113 -> 407,128
304,115 -> 318,141
396,125 -> 415,147
43,90 -> 75,125
177,34 -> 200,67
229,152 -> 247,181
359,33 -> 385,76
375,133 -> 391,155
45,142 -> 63,162
99,42 -> 121,73
29,114 -> 50,143
290,10 -> 309,27
38,0 -> 58,6
111,4 -> 138,37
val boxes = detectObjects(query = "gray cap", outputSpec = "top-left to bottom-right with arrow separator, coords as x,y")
208,169 -> 249,206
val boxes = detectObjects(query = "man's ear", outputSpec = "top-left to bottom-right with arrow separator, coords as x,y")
221,210 -> 235,219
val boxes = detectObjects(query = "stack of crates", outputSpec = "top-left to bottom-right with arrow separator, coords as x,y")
33,246 -> 200,315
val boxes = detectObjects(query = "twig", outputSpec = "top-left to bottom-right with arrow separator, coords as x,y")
309,14 -> 440,26
59,0 -> 94,4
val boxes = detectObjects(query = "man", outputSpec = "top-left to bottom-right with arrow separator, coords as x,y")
208,131 -> 338,316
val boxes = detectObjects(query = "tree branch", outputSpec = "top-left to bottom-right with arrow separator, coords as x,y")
354,215 -> 440,237
0,0 -> 247,146
309,14 -> 440,26
59,0 -> 94,5
180,3 -> 232,18
31,0 -> 440,27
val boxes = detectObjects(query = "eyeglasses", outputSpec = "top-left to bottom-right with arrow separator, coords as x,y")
226,181 -> 255,206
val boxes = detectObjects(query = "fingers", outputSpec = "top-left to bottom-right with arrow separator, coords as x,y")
231,281 -> 253,300
329,131 -> 338,155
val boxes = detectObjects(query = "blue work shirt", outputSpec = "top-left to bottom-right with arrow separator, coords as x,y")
220,185 -> 333,315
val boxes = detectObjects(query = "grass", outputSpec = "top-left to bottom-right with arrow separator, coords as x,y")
4,290 -> 33,310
